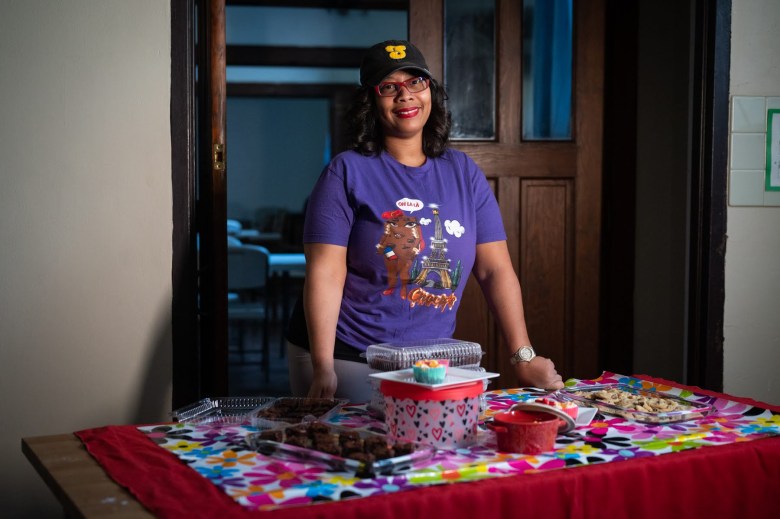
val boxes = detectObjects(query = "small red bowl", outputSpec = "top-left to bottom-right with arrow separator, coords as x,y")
487,409 -> 561,454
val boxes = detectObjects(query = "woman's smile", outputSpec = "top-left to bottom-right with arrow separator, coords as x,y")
394,106 -> 421,119
376,70 -> 431,140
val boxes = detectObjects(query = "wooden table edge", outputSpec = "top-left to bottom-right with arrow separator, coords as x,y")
22,433 -> 153,518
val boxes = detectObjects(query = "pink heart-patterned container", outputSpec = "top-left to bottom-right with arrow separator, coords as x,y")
380,379 -> 483,449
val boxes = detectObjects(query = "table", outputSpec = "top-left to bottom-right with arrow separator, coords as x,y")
23,375 -> 780,518
236,230 -> 282,248
268,253 -> 306,277
22,434 -> 153,518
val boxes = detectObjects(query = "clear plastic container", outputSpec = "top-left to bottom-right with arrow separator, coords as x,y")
170,396 -> 274,425
246,422 -> 435,477
558,384 -> 714,424
249,397 -> 348,428
364,338 -> 484,371
363,339 -> 486,419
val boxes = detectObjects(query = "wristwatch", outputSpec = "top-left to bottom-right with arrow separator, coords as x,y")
510,345 -> 536,365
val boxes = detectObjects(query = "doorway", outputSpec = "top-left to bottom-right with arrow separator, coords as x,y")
189,0 -> 607,397
600,0 -> 730,389
170,0 -> 730,407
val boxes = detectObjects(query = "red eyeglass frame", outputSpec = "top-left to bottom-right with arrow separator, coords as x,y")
373,76 -> 430,97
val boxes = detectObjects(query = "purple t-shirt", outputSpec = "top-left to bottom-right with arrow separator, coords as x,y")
303,148 -> 506,351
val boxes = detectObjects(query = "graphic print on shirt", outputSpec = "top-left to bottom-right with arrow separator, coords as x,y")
377,200 -> 465,311
376,209 -> 424,300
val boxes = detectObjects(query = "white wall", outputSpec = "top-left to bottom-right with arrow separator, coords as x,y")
724,0 -> 780,405
0,1 -> 172,516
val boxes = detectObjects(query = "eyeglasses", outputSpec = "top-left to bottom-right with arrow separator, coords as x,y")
374,76 -> 430,97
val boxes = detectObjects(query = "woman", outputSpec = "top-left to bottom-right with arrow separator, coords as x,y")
286,40 -> 563,402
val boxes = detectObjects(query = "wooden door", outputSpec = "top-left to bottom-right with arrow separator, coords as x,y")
410,0 -> 604,388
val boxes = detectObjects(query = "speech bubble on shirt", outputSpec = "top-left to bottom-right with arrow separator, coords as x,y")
396,198 -> 424,213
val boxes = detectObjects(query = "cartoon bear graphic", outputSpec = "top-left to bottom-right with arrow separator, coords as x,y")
376,209 -> 424,299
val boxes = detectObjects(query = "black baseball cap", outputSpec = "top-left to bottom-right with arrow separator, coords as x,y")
359,40 -> 432,87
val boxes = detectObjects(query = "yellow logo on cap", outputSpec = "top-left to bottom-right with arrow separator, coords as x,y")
385,45 -> 407,60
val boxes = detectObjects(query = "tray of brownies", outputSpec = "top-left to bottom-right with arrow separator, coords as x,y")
246,421 -> 435,478
249,397 -> 349,428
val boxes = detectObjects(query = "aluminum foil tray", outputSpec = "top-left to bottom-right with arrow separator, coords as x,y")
558,384 -> 714,424
246,421 -> 435,477
170,396 -> 274,425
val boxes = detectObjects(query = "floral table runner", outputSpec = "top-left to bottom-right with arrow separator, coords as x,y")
138,372 -> 780,511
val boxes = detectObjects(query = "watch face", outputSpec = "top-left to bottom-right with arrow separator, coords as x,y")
519,347 -> 534,361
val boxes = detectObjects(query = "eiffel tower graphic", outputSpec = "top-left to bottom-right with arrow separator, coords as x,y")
413,208 -> 452,288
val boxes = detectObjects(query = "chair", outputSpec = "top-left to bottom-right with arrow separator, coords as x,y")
227,236 -> 245,308
227,244 -> 271,381
227,219 -> 242,236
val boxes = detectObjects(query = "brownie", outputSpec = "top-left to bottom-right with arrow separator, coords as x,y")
341,439 -> 364,456
338,430 -> 361,444
312,433 -> 341,456
345,451 -> 376,463
258,429 -> 284,442
306,421 -> 331,437
392,442 -> 415,456
362,435 -> 387,450
368,443 -> 394,460
284,424 -> 309,438
284,435 -> 312,448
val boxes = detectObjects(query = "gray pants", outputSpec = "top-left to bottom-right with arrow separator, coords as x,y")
286,341 -> 377,404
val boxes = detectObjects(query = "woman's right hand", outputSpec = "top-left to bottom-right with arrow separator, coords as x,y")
308,366 -> 338,398
514,356 -> 564,390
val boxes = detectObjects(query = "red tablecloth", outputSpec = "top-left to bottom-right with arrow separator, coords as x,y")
77,376 -> 780,518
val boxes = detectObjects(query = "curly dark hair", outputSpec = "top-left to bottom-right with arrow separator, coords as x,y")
345,77 -> 451,158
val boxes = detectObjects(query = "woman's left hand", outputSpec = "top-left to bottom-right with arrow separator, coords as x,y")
514,356 -> 564,390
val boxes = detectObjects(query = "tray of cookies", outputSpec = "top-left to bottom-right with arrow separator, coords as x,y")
249,397 -> 348,428
246,421 -> 435,477
557,384 -> 713,424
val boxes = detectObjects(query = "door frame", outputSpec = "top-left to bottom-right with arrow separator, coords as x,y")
686,0 -> 730,391
171,0 -> 200,408
170,0 -> 731,405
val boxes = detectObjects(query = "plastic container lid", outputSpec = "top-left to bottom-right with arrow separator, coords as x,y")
365,338 -> 484,371
170,396 -> 274,425
249,397 -> 348,428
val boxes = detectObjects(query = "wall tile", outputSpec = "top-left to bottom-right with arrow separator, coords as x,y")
765,189 -> 780,206
725,95 -> 780,206
730,133 -> 766,170
729,169 -> 765,206
732,96 -> 767,132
